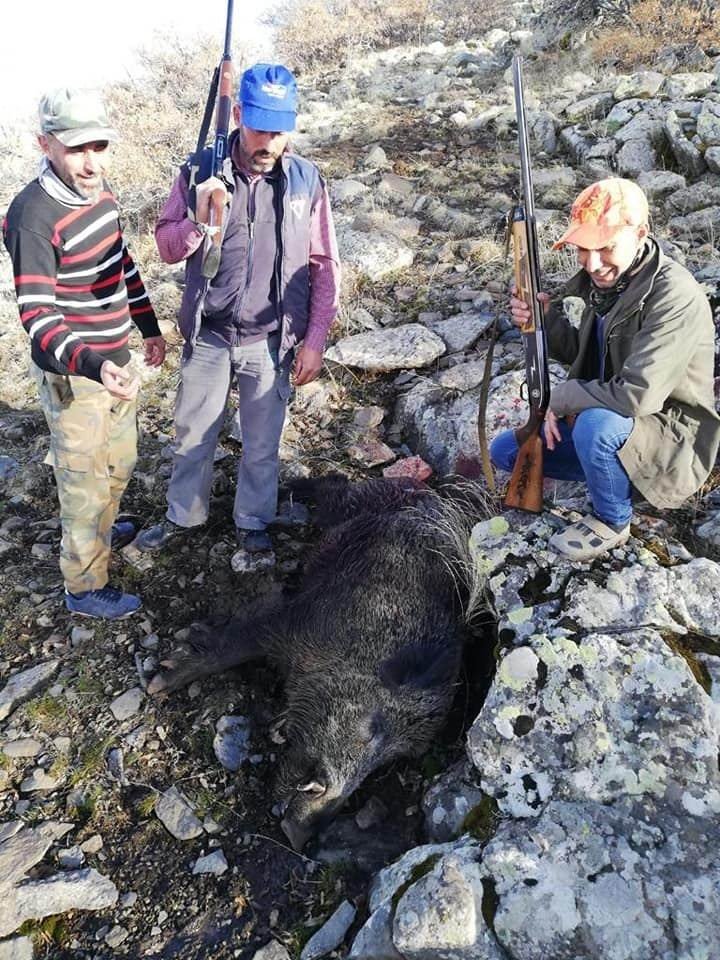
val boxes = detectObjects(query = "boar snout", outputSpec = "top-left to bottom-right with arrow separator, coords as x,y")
280,816 -> 313,852
280,780 -> 346,851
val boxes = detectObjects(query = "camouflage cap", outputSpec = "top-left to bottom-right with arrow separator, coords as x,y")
38,88 -> 118,147
552,177 -> 649,251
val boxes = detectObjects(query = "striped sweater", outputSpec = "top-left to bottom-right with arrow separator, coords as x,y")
3,179 -> 160,383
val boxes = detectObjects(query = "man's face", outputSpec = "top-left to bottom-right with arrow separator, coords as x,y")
574,224 -> 648,289
233,103 -> 290,173
38,133 -> 109,202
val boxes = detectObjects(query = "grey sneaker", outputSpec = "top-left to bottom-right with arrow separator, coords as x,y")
238,528 -> 272,553
134,519 -> 186,553
111,520 -> 136,549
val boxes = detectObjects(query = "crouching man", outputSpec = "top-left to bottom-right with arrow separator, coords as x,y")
491,177 -> 720,561
2,88 -> 166,618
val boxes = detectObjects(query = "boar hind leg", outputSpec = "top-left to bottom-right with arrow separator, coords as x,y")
148,616 -> 270,696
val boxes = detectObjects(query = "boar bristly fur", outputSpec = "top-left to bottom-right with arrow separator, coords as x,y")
149,475 -> 492,849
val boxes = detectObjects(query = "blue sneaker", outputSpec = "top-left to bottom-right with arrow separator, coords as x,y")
65,586 -> 142,620
111,520 -> 136,549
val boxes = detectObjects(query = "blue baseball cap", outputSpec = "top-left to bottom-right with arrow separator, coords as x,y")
238,63 -> 297,133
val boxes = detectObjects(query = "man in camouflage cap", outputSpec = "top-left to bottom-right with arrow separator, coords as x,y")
491,177 -> 720,561
2,88 -> 166,618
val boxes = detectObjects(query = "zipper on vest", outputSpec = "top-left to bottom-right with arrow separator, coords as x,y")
244,181 -> 257,295
231,178 -> 257,330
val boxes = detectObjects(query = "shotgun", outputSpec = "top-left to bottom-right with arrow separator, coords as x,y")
186,0 -> 235,279
503,55 -> 551,514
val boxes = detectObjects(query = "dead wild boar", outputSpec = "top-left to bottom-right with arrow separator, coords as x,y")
149,475 -> 489,850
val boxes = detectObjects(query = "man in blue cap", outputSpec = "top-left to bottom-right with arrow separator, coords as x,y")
137,63 -> 340,556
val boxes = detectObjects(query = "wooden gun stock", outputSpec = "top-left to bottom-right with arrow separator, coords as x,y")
504,408 -> 545,513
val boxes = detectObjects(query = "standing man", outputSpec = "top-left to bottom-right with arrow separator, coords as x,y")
491,177 -> 720,561
3,88 -> 166,618
136,63 -> 340,555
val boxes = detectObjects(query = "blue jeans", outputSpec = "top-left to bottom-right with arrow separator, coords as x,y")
490,408 -> 634,527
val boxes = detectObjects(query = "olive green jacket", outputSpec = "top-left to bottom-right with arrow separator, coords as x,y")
546,238 -> 720,509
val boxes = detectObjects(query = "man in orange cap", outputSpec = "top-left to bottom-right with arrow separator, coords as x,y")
491,177 -> 720,561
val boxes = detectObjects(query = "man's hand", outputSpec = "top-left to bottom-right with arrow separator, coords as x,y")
195,177 -> 228,225
144,336 -> 166,367
509,284 -> 550,330
100,360 -> 139,401
292,346 -> 323,386
543,409 -> 563,451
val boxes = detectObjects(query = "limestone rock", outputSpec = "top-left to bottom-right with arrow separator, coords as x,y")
468,627 -> 720,817
613,71 -> 665,100
669,206 -> 720,236
0,936 -> 33,960
109,687 -> 144,722
192,849 -> 228,876
349,901 -> 404,960
0,868 -> 118,937
664,110 -> 707,177
331,179 -> 370,204
483,799 -> 720,960
252,942 -> 292,960
337,228 -> 413,281
637,170 -> 686,199
2,739 -> 43,758
426,313 -> 494,353
697,101 -> 720,146
394,850 -> 505,960
300,900 -> 357,960
422,760 -> 486,843
616,138 -> 657,177
213,715 -> 251,772
155,786 -> 204,841
326,325 -> 445,372
347,440 -> 396,468
0,661 -> 59,722
19,768 -> 59,793
697,512 -> 720,548
663,72 -> 715,98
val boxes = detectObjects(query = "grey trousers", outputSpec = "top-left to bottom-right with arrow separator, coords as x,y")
166,328 -> 291,531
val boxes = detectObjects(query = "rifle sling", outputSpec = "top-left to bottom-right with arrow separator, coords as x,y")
187,65 -> 221,220
477,316 -> 499,494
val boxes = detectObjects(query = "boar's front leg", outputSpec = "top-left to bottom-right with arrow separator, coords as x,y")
148,606 -> 277,695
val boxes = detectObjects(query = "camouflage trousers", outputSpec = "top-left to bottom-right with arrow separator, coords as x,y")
33,364 -> 137,593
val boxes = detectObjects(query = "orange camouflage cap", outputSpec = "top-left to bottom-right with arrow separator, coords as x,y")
552,177 -> 649,251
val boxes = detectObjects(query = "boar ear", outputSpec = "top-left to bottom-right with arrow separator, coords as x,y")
378,643 -> 458,691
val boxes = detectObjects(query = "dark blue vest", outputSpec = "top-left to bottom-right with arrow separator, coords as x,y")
177,141 -> 322,369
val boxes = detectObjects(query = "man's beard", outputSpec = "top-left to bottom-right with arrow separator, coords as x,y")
248,150 -> 277,172
61,170 -> 102,203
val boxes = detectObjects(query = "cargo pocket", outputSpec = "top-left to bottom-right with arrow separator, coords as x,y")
37,371 -> 74,411
44,447 -> 94,473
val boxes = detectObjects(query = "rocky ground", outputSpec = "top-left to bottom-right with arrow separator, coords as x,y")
3,12 -> 720,960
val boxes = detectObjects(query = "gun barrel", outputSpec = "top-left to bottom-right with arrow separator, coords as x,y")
511,56 -> 550,414
223,0 -> 235,57
512,57 -> 535,222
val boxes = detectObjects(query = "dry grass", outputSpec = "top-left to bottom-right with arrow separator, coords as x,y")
104,35 -> 241,243
592,0 -> 720,68
266,0 -> 511,72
